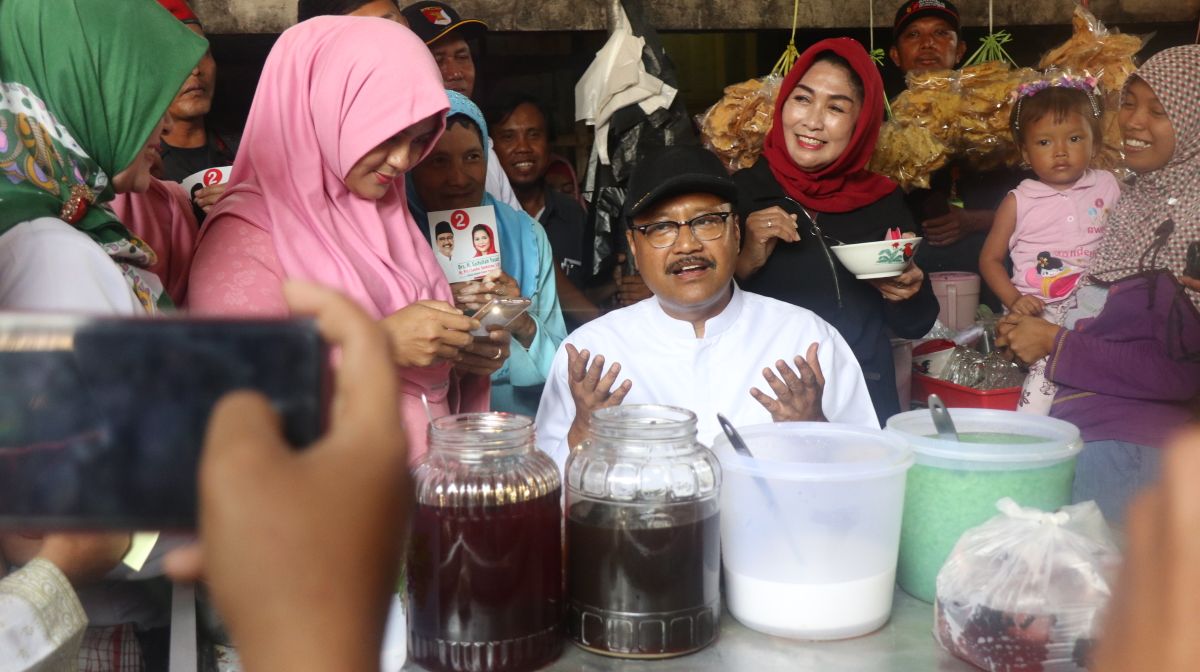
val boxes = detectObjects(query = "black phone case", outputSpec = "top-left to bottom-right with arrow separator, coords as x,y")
0,316 -> 326,530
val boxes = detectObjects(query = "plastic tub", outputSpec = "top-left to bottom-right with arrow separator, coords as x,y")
912,339 -> 956,379
885,410 -> 1083,603
930,272 -> 980,331
911,372 -> 1021,410
712,423 -> 914,640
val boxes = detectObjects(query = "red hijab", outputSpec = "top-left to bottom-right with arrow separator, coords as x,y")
761,38 -> 896,214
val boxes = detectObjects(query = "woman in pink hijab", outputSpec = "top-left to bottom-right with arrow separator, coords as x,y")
188,16 -> 504,460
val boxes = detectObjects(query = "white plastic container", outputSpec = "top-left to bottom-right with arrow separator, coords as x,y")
711,422 -> 914,640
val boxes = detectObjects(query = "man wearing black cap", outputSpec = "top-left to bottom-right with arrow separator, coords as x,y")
535,146 -> 878,469
890,0 -> 1020,309
889,0 -> 966,76
401,1 -> 522,211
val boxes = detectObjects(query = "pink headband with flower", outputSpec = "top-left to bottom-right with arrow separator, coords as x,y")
1011,73 -> 1102,132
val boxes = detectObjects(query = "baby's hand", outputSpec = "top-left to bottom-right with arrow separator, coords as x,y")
1009,295 -> 1045,317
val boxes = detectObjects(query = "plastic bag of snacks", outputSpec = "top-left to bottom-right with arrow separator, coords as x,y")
935,498 -> 1120,672
1039,5 -> 1145,98
873,63 -> 1032,186
1038,5 -> 1146,173
956,61 -> 1036,169
697,75 -> 781,172
871,69 -> 958,189
889,68 -> 960,144
867,121 -> 950,190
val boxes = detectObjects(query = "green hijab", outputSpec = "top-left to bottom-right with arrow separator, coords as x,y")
0,0 -> 207,310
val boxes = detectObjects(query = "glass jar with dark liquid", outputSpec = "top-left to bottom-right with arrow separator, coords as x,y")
407,413 -> 563,672
566,405 -> 721,658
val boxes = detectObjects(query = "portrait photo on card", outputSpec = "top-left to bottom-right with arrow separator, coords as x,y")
428,205 -> 502,282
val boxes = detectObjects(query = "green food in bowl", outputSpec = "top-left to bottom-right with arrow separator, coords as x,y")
897,458 -> 1076,603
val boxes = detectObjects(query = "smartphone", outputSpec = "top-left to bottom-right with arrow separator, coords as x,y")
1185,241 -> 1200,279
470,297 -> 532,337
0,314 -> 327,530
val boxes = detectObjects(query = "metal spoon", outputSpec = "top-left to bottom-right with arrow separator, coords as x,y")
717,413 -> 756,458
717,414 -> 804,561
928,394 -> 960,441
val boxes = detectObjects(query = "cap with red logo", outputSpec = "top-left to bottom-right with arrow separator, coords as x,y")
892,0 -> 959,37
156,0 -> 202,26
400,2 -> 487,45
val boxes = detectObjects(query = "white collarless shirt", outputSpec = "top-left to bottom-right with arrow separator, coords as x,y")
535,285 -> 878,471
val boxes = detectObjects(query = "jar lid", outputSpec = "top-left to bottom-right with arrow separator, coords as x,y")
568,405 -> 720,503
885,409 -> 1082,469
417,412 -> 560,507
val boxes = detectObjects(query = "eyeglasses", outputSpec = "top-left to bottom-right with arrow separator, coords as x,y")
630,211 -> 733,249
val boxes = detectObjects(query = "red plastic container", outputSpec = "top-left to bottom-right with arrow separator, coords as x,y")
911,372 -> 1021,411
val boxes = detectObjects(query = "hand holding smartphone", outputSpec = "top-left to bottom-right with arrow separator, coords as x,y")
470,297 -> 531,337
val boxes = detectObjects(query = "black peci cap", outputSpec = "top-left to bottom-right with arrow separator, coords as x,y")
400,1 -> 487,45
893,0 -> 960,37
624,146 -> 740,219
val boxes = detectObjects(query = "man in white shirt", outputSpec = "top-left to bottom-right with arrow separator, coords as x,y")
536,146 -> 878,468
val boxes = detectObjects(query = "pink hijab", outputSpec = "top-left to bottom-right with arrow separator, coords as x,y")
201,17 -> 456,401
110,178 -> 198,305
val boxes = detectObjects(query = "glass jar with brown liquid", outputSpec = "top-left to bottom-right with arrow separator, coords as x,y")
565,405 -> 721,659
407,413 -> 563,672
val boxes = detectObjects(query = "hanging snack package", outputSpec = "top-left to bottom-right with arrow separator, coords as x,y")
698,75 -> 782,172
935,498 -> 1121,672
1039,5 -> 1147,173
956,61 -> 1035,170
868,121 -> 950,190
1039,5 -> 1145,96
871,69 -> 959,189
891,68 -> 960,145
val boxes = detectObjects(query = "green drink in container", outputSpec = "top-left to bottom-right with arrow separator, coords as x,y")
885,409 -> 1083,603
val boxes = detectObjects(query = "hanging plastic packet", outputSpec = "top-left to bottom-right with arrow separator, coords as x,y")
696,75 -> 782,172
1039,5 -> 1147,96
870,68 -> 959,190
935,498 -> 1121,672
1038,5 -> 1148,175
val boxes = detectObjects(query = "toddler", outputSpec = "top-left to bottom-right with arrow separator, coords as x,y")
980,76 -> 1120,414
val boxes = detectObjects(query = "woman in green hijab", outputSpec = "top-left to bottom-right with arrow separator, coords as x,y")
0,1 -> 205,668
0,0 -> 206,315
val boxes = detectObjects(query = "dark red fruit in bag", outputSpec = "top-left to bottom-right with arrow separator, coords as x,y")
937,601 -> 1055,672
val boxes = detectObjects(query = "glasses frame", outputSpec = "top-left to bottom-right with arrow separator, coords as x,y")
630,210 -> 734,249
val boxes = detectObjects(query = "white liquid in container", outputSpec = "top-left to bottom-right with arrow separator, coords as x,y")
724,568 -> 896,640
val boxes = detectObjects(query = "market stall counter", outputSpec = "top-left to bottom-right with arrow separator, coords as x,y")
189,567 -> 977,671
397,589 -> 974,672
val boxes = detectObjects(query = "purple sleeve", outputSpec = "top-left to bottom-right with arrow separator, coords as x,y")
1046,317 -> 1200,402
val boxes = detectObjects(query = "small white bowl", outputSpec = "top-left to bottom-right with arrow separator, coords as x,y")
831,237 -> 923,279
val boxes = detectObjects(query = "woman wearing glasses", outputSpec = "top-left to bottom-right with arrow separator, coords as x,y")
733,38 -> 939,422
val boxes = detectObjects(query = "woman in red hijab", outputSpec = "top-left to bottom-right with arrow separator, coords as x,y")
733,38 -> 938,422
